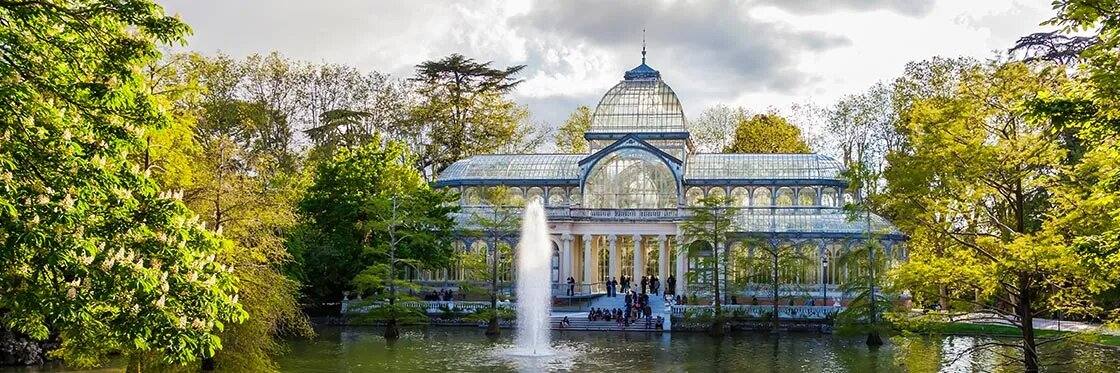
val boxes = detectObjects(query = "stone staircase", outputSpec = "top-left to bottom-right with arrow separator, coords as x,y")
547,291 -> 671,331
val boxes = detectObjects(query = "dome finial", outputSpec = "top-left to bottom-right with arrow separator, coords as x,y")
641,28 -> 647,64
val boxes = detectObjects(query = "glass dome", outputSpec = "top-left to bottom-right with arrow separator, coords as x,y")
588,78 -> 687,134
583,148 -> 678,208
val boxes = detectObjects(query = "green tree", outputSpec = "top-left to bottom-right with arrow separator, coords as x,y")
681,195 -> 739,336
141,54 -> 312,372
409,54 -> 526,178
883,60 -> 1096,371
351,188 -> 457,339
297,138 -> 456,303
724,114 -> 812,154
464,186 -> 522,336
736,239 -> 813,331
0,0 -> 245,368
555,106 -> 592,153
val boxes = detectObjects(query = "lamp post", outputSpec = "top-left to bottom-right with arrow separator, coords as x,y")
821,256 -> 829,306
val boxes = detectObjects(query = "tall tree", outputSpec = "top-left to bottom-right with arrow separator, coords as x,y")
689,105 -> 743,153
0,0 -> 245,368
681,195 -> 739,336
297,137 -> 456,303
554,106 -> 592,153
724,114 -> 812,154
465,186 -> 522,336
409,54 -> 526,178
883,60 -> 1100,371
142,54 -> 312,372
736,239 -> 812,331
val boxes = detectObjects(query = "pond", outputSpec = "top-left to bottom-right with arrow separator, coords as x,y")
277,326 -> 1120,372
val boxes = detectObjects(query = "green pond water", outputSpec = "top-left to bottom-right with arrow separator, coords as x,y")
275,326 -> 1120,372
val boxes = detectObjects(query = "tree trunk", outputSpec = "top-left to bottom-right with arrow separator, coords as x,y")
486,242 -> 501,337
771,251 -> 780,332
939,285 -> 950,311
384,318 -> 400,340
1018,274 -> 1039,372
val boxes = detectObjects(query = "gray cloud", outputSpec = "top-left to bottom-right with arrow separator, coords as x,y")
757,0 -> 935,17
511,0 -> 850,97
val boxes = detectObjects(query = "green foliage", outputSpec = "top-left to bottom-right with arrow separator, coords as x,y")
554,106 -> 592,153
296,139 -> 457,302
680,195 -> 739,330
354,303 -> 429,326
408,54 -> 528,176
142,53 -> 315,372
688,105 -> 744,153
0,0 -> 247,367
464,307 -> 516,322
724,114 -> 812,154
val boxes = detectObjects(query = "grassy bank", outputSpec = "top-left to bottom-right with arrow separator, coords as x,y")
901,321 -> 1120,348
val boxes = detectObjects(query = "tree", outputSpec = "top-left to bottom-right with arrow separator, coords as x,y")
141,54 -> 312,372
409,54 -> 526,178
724,114 -> 812,154
688,105 -> 743,153
554,106 -> 592,153
883,60 -> 1097,371
681,195 -> 739,336
735,238 -> 813,331
0,0 -> 245,368
464,186 -> 523,336
352,188 -> 457,340
297,138 -> 456,303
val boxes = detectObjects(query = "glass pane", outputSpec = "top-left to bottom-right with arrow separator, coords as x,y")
583,148 -> 678,209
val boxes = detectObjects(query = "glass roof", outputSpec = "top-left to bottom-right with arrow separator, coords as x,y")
437,154 -> 582,182
685,154 -> 844,180
588,78 -> 687,134
732,209 -> 901,237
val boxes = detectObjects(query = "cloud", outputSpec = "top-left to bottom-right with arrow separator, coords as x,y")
756,0 -> 936,17
511,0 -> 850,98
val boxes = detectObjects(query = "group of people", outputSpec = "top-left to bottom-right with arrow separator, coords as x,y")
420,289 -> 458,302
586,294 -> 663,330
605,274 -> 676,297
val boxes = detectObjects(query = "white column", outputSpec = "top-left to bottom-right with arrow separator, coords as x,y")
608,234 -> 619,281
675,234 -> 687,295
561,234 -> 573,282
658,234 -> 668,279
632,234 -> 643,280
582,235 -> 593,285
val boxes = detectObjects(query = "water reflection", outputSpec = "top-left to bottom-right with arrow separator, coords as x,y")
276,326 -> 1120,372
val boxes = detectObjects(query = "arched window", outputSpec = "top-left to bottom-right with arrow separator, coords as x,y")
752,187 -> 771,207
569,189 -> 582,207
526,187 -> 543,203
463,187 -> 482,206
708,187 -> 726,203
686,187 -> 704,206
583,148 -> 678,209
776,187 -> 794,207
821,188 -> 837,207
798,188 -> 817,206
508,187 -> 525,206
547,187 -> 566,206
731,187 -> 750,207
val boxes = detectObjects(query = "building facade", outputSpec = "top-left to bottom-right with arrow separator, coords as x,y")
430,57 -> 904,300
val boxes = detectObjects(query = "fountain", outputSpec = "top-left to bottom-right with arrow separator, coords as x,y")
512,198 -> 552,356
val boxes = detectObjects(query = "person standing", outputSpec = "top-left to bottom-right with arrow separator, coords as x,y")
566,276 -> 575,296
607,277 -> 616,297
651,276 -> 660,295
640,275 -> 649,294
666,274 -> 676,296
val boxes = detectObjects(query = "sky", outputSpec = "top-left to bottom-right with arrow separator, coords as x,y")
159,0 -> 1057,129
